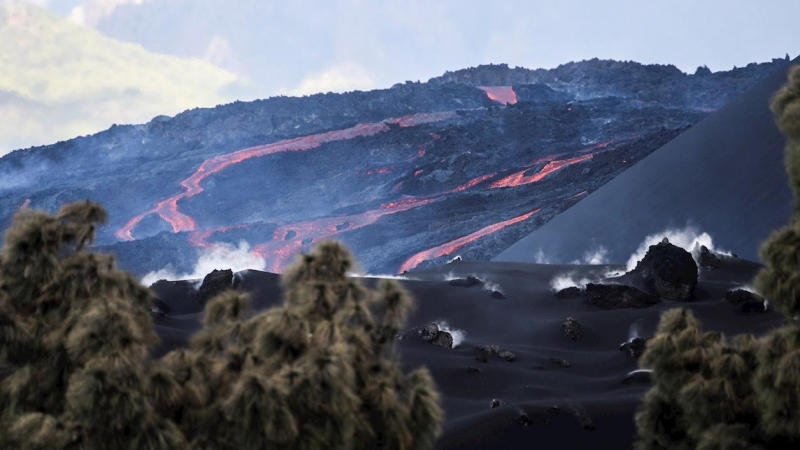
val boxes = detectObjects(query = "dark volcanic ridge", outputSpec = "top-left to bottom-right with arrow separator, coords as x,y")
0,57 -> 792,279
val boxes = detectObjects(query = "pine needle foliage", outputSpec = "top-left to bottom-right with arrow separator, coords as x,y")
635,65 -> 800,449
0,204 -> 443,449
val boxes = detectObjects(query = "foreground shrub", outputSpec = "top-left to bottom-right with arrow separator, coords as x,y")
0,203 -> 442,449
635,66 -> 800,449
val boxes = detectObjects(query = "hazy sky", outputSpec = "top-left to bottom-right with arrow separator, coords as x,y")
2,0 -> 798,153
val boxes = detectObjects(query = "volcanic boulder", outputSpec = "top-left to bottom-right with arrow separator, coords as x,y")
555,286 -> 582,299
418,322 -> 454,349
195,269 -> 234,305
630,238 -> 698,301
584,283 -> 659,309
725,289 -> 767,313
562,317 -> 584,340
697,245 -> 722,269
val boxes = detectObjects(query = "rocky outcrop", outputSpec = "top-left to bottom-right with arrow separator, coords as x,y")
697,245 -> 721,269
585,283 -> 659,309
195,269 -> 234,305
725,289 -> 767,313
630,238 -> 698,301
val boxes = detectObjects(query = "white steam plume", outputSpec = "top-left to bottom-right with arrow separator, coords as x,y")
625,226 -> 730,272
550,273 -> 592,291
534,249 -> 551,264
141,241 -> 266,287
435,320 -> 466,348
482,280 -> 503,294
628,318 -> 645,342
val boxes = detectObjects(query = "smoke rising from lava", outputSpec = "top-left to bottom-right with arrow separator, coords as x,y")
141,240 -> 266,286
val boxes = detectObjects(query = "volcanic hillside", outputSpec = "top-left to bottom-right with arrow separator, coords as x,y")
0,58 -> 791,277
495,57 -> 799,266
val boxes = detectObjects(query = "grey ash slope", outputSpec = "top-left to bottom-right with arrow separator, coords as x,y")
494,57 -> 799,265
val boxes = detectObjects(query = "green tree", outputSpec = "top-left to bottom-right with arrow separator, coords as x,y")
0,203 -> 443,449
635,65 -> 800,449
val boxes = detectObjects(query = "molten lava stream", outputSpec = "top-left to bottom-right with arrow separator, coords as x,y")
490,154 -> 595,189
398,208 -> 541,273
115,111 -> 457,242
252,197 -> 438,273
477,86 -> 518,105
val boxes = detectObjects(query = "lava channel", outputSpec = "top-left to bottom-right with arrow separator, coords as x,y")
116,111 -> 456,241
398,207 -> 541,273
252,197 -> 438,273
477,86 -> 518,105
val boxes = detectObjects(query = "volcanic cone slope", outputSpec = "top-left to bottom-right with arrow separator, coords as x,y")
494,58 -> 799,265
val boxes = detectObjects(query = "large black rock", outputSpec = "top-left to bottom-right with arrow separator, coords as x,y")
195,269 -> 234,305
725,289 -> 767,313
585,283 -> 659,309
630,239 -> 698,301
417,322 -> 454,349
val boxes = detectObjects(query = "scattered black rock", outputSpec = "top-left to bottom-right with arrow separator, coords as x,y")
477,345 -> 516,362
725,289 -> 767,313
467,366 -> 482,374
549,357 -> 571,368
491,290 -> 506,299
517,414 -> 534,426
195,269 -> 234,305
697,245 -> 721,269
499,351 -> 516,362
563,317 -> 584,340
555,286 -> 582,299
417,322 -> 454,348
619,337 -> 650,358
475,356 -> 489,364
491,399 -> 501,409
630,238 -> 698,301
584,283 -> 659,309
449,276 -> 483,287
623,370 -> 653,385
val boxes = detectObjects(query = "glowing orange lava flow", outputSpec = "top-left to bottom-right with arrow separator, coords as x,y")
477,86 -> 518,105
253,197 -> 438,273
398,208 -> 541,273
116,111 -> 457,241
490,154 -> 594,189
